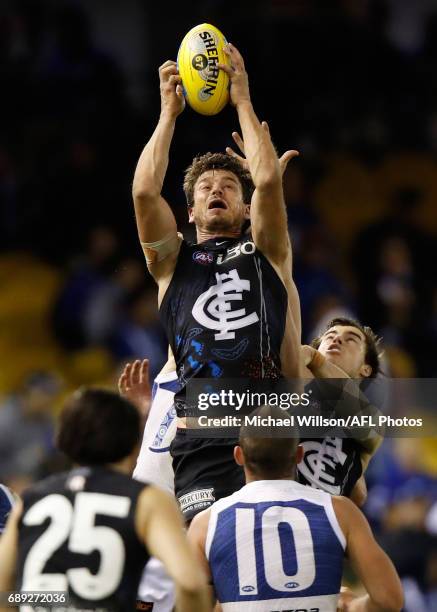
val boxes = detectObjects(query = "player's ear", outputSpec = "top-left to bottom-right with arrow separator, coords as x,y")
128,443 -> 141,471
359,363 -> 372,378
188,206 -> 195,224
296,444 -> 304,464
234,445 -> 244,466
244,204 -> 251,219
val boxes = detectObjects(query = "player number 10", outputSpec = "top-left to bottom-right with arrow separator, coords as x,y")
235,506 -> 316,595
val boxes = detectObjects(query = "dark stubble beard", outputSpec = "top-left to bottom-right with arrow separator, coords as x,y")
204,217 -> 234,232
201,210 -> 246,233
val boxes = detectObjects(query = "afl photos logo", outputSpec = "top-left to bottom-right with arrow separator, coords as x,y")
193,251 -> 213,265
192,268 -> 259,340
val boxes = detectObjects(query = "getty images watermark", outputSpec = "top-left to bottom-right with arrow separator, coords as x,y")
197,388 -> 312,411
183,378 -> 436,438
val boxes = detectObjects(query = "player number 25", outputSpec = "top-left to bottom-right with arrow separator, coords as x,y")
21,492 -> 130,600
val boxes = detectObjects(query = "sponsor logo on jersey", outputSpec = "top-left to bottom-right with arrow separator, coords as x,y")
193,250 -> 213,265
178,488 -> 215,512
216,240 -> 255,265
192,268 -> 259,340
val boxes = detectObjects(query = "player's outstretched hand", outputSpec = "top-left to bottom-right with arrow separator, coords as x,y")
158,60 -> 185,118
218,43 -> 251,107
226,121 -> 299,176
118,359 -> 152,419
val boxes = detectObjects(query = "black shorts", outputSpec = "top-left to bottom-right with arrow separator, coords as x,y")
170,428 -> 245,521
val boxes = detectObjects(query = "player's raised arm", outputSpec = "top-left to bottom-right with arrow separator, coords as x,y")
219,44 -> 299,264
224,121 -> 302,358
226,122 -> 298,179
132,60 -> 184,281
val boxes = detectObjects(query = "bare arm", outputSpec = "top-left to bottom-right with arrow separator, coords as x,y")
350,475 -> 368,507
224,119 -> 302,362
301,345 -> 350,378
132,61 -> 184,281
136,487 -> 211,612
0,502 -> 22,612
187,509 -> 213,581
226,123 -> 298,182
334,496 -> 403,612
187,510 -> 216,606
220,44 -> 298,264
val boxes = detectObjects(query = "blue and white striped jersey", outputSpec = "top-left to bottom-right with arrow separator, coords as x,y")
206,479 -> 345,611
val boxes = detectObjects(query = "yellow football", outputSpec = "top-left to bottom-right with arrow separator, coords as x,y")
177,23 -> 230,116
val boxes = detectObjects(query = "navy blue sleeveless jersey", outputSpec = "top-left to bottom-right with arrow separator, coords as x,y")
206,480 -> 345,611
297,436 -> 363,497
160,235 -> 288,416
297,380 -> 366,496
16,467 -> 149,612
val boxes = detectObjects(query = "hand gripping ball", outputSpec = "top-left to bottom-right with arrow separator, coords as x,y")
177,23 -> 230,115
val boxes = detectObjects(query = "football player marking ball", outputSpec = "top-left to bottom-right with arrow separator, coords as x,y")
177,23 -> 230,116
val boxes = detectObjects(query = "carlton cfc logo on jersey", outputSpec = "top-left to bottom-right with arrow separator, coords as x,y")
192,251 -> 213,265
192,269 -> 259,340
297,438 -> 347,495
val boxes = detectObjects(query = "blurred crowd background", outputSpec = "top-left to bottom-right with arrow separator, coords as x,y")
0,1 -> 436,609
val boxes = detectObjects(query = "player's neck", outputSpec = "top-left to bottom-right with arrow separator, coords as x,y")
244,472 -> 296,484
196,227 -> 242,243
107,456 -> 134,475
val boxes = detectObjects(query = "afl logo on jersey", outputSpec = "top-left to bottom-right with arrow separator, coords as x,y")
193,251 -> 213,265
285,581 -> 300,588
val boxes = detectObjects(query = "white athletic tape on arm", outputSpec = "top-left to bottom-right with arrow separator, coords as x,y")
141,232 -> 182,264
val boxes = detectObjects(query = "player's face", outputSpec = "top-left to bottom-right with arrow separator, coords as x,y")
189,169 -> 250,232
317,325 -> 372,378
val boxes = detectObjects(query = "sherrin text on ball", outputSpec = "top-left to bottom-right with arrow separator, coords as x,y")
177,23 -> 230,115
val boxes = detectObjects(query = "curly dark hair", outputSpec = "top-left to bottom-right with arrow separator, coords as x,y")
311,317 -> 382,377
183,152 -> 255,207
